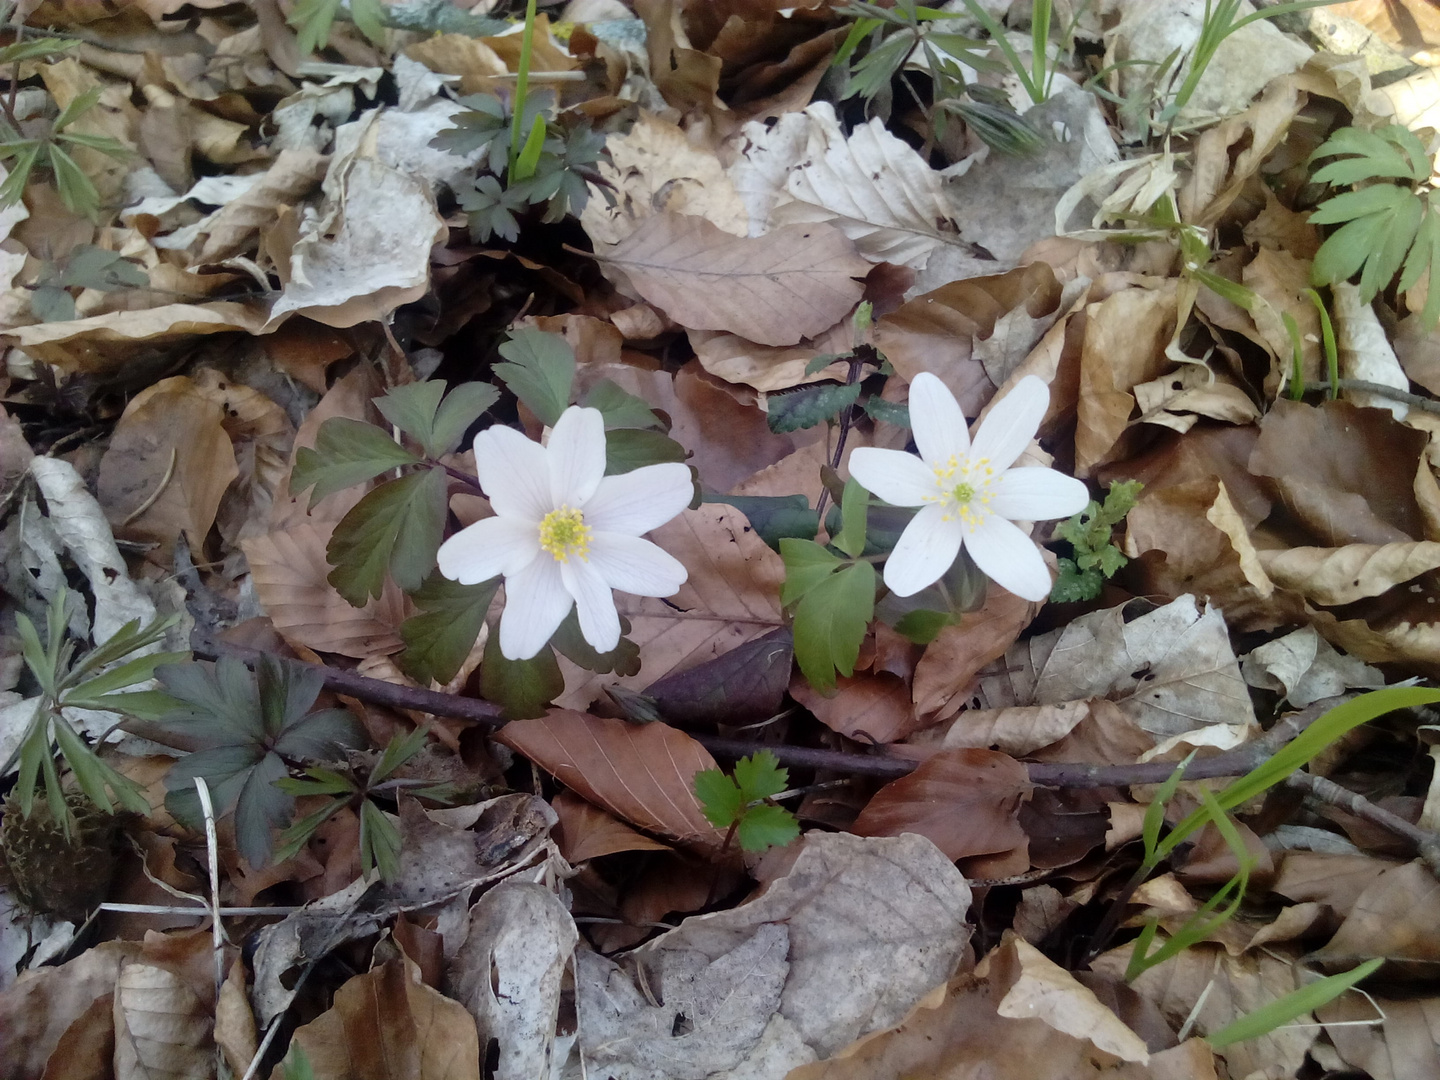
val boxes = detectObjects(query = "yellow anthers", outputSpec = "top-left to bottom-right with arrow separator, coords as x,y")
931,455 -> 996,529
932,455 -> 959,482
538,505 -> 591,562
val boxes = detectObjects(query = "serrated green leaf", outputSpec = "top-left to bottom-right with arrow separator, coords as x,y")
732,750 -> 789,802
51,87 -> 102,134
1360,188 -> 1423,301
792,561 -> 875,693
431,382 -> 499,455
274,798 -> 348,863
583,379 -> 663,431
702,494 -> 818,551
289,0 -> 343,53
373,381 -> 446,452
398,572 -> 499,685
804,352 -> 848,376
274,768 -> 356,797
326,467 -> 449,605
75,689 -> 183,721
603,428 -> 688,475
863,397 -> 910,427
350,0 -> 388,44
1310,124 -> 1430,183
552,610 -> 641,676
1050,557 -> 1102,602
767,382 -> 862,434
780,538 -> 844,606
494,329 -> 576,426
360,798 -> 402,880
62,651 -> 190,706
1094,544 -> 1128,577
256,654 -> 326,737
736,803 -> 800,851
47,143 -> 100,218
272,707 -> 363,761
155,657 -> 264,744
291,418 -> 422,506
695,768 -> 745,828
480,629 -> 563,719
460,173 -> 530,242
0,141 -> 39,208
1309,183 -> 1414,225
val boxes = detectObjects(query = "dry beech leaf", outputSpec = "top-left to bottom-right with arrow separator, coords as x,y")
1311,859 -> 1440,965
290,956 -> 480,1080
558,504 -> 786,710
789,671 -> 916,744
97,374 -> 238,563
730,101 -> 962,268
112,962 -> 213,1080
577,832 -> 973,1076
240,522 -> 408,659
581,111 -> 748,246
687,321 -> 852,392
599,212 -> 869,346
1259,541 -> 1440,606
1241,625 -> 1384,708
978,594 -> 1257,750
791,935 -> 1215,1080
551,789 -> 672,863
447,882 -> 576,1080
497,710 -> 725,849
874,263 -> 1062,414
851,747 -> 1033,862
1092,942 -> 1317,1080
912,586 -> 1040,718
1319,991 -> 1440,1080
911,700 -> 1093,758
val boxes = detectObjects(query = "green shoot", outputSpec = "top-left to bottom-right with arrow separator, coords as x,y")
1304,289 -> 1339,399
1207,958 -> 1382,1047
509,0 -> 539,179
694,751 -> 801,853
1051,480 -> 1142,602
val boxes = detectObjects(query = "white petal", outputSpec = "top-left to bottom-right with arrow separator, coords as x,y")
966,513 -> 1053,602
908,371 -> 970,466
436,515 -> 540,585
883,503 -> 964,597
548,406 -> 607,507
588,532 -> 687,597
991,468 -> 1090,521
562,556 -> 621,653
498,556 -> 573,660
584,463 -> 693,535
474,424 -> 551,522
970,374 -> 1050,472
848,447 -> 936,507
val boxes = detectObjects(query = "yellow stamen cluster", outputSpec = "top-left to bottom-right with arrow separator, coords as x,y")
922,454 -> 996,528
538,505 -> 591,562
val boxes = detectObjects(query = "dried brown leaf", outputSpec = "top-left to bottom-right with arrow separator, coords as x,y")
912,586 -> 1040,718
790,671 -> 916,744
552,789 -> 672,863
1311,859 -> 1440,965
497,710 -> 726,849
112,962 -> 212,1080
599,212 -> 868,346
1259,541 -> 1440,606
851,747 -> 1032,862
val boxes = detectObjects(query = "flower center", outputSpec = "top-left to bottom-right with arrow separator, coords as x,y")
538,505 -> 591,562
925,455 -> 995,529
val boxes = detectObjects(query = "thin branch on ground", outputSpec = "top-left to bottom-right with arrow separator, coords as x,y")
1335,379 -> 1440,415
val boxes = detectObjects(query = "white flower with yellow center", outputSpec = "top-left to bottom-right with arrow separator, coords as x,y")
849,372 -> 1089,602
436,406 -> 693,660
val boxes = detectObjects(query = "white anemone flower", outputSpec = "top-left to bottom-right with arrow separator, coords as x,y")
848,372 -> 1089,602
436,406 -> 693,660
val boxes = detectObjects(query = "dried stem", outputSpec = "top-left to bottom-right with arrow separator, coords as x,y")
1334,379 -> 1440,416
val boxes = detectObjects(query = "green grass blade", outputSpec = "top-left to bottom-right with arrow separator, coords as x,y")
1207,958 -> 1382,1048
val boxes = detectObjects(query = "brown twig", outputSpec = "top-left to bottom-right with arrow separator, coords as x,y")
1335,379 -> 1440,415
1288,770 -> 1440,877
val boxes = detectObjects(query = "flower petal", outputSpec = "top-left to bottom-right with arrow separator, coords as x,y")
474,424 -> 551,522
883,503 -> 963,597
588,532 -> 687,597
498,556 -> 573,660
562,556 -> 622,654
548,406 -> 607,507
966,513 -> 1053,602
970,374 -> 1050,472
991,467 -> 1090,521
584,462 -> 693,535
849,447 -> 937,507
436,515 -> 540,585
908,370 -> 970,466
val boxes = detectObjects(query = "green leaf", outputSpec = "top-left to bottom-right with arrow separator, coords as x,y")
892,608 -> 951,644
702,494 -> 819,551
350,0 -> 388,44
273,797 -> 349,864
288,0 -> 343,53
583,379 -> 663,431
431,93 -> 509,164
863,397 -> 910,427
792,561 -> 875,693
767,382 -> 862,434
60,245 -> 149,291
1050,557 -> 1102,602
736,803 -> 801,852
552,610 -> 641,676
82,689 -> 183,721
47,143 -> 101,218
51,88 -> 102,135
30,285 -> 75,322
398,572 -> 500,686
832,479 -> 869,559
371,725 -> 430,785
695,768 -> 745,828
1310,124 -> 1430,184
0,140 -> 39,208
1207,958 -> 1382,1048
603,428 -> 688,475
326,467 -> 449,605
373,381 -> 499,459
480,630 -> 563,719
155,657 -> 264,744
780,538 -> 844,606
291,418 -> 422,506
282,1044 -> 317,1080
63,651 -> 190,706
359,798 -> 402,880
804,353 -> 848,376
1311,185 -> 1425,303
459,173 -> 531,243
0,38 -> 79,65
494,329 -> 576,426
732,750 -> 789,802
511,112 -> 548,182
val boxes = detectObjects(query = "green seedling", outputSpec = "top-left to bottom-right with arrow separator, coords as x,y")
694,751 -> 801,853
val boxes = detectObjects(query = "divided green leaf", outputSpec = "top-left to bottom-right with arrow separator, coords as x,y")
326,467 -> 449,605
1050,480 -> 1138,602
480,629 -> 564,719
767,382 -> 862,434
702,494 -> 819,551
494,329 -> 576,426
398,573 -> 501,685
291,419 -> 422,506
603,428 -> 689,475
781,537 -> 876,693
374,381 -> 498,458
693,751 -> 800,852
583,378 -> 663,431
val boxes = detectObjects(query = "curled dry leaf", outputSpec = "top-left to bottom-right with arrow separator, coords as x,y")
551,789 -> 672,863
912,585 -> 1041,719
910,700 -> 1093,758
1241,625 -> 1384,708
112,962 -> 212,1080
290,956 -> 481,1080
1310,859 -> 1440,965
1259,541 -> 1440,606
789,670 -> 917,744
851,747 -> 1032,862
598,212 -> 869,346
497,710 -> 726,849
